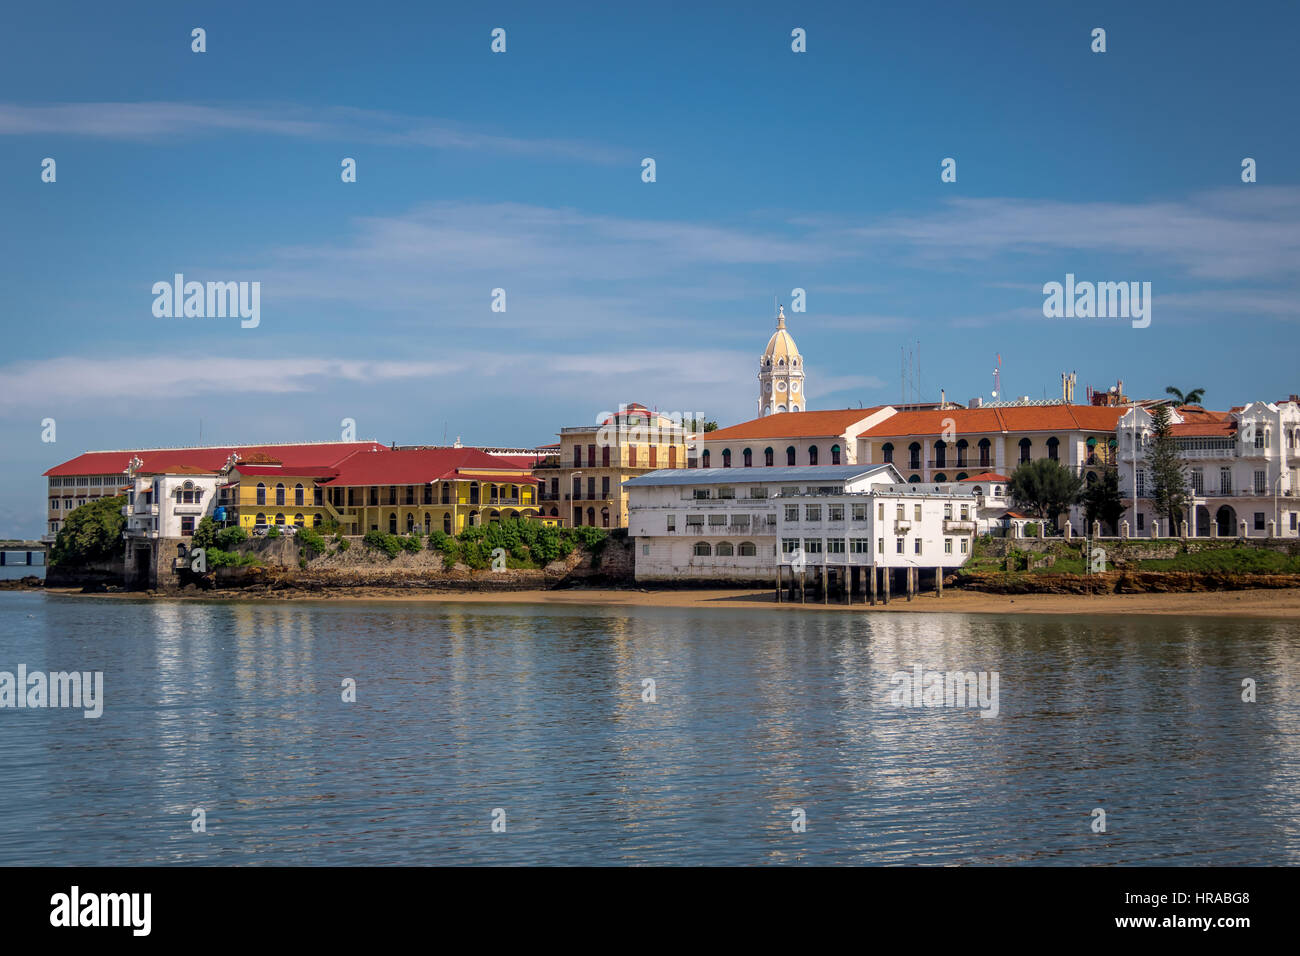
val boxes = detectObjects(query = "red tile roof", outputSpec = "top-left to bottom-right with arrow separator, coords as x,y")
231,464 -> 342,478
1170,422 -> 1236,437
960,472 -> 1010,482
326,447 -> 532,486
860,404 -> 1123,439
705,408 -> 890,442
44,442 -> 387,477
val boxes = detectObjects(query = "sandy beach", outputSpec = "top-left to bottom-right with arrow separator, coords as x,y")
37,584 -> 1300,617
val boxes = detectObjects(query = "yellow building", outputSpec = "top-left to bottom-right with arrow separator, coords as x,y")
321,447 -> 539,535
222,461 -> 338,530
536,403 -> 689,527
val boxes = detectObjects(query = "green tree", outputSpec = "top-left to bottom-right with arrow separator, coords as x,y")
1008,459 -> 1083,530
1081,467 -> 1125,534
1145,403 -> 1188,532
50,495 -> 126,566
1164,386 -> 1205,406
192,516 -> 217,550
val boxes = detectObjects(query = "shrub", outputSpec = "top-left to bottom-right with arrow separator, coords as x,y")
362,529 -> 401,559
298,527 -> 327,556
400,534 -> 422,554
192,516 -> 217,550
267,525 -> 281,538
215,526 -> 249,549
207,548 -> 261,568
336,536 -> 351,552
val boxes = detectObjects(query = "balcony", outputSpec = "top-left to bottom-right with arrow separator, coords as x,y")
893,520 -> 912,533
943,519 -> 978,533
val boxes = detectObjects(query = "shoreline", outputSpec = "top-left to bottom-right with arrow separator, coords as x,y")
29,584 -> 1300,617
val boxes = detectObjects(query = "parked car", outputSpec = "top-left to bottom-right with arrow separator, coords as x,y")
276,525 -> 298,536
251,524 -> 271,537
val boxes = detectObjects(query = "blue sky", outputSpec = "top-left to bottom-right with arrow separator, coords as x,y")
2,0 -> 1298,536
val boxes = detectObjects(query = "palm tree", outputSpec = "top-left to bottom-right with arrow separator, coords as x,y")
1165,386 -> 1205,406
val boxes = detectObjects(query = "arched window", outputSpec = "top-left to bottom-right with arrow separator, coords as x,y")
294,483 -> 304,506
907,475 -> 921,484
388,513 -> 397,533
722,449 -> 732,468
934,474 -> 947,482
602,446 -> 610,467
693,541 -> 712,556
275,513 -> 285,526
881,442 -> 894,464
406,514 -> 414,533
786,446 -> 797,466
1019,437 -> 1032,463
791,405 -> 800,412
424,514 -> 431,534
738,541 -> 757,556
971,485 -> 983,496
256,483 -> 266,506
1046,436 -> 1060,460
470,483 -> 480,504
764,447 -> 774,467
294,514 -> 305,527
313,514 -> 323,526
256,512 -> 266,525
701,450 -> 711,468
956,439 -> 968,466
275,483 -> 286,506
716,542 -> 734,556
934,440 -> 947,468
956,473 -> 969,482
808,446 -> 819,465
443,514 -> 452,534
743,448 -> 753,467
908,442 -> 921,470
978,438 -> 991,468
601,507 -> 610,528
441,482 -> 451,504
586,507 -> 595,525
830,444 -> 841,465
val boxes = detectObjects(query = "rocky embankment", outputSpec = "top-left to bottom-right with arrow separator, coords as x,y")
955,570 -> 1300,595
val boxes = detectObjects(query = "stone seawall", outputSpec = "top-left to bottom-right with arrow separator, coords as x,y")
957,570 -> 1300,595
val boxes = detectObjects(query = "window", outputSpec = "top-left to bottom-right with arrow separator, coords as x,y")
694,541 -> 712,556
960,505 -> 969,520
295,484 -> 305,506
780,486 -> 800,498
781,538 -> 800,554
878,502 -> 885,520
784,504 -> 799,521
914,503 -> 922,521
828,504 -> 844,521
1220,468 -> 1232,495
686,514 -> 704,528
722,449 -> 732,468
256,483 -> 266,506
1255,428 -> 1265,449
945,538 -> 953,554
1137,513 -> 1145,531
181,516 -> 195,536
827,539 -> 845,554
978,438 -> 991,468
1136,470 -> 1147,498
805,505 -> 821,521
701,450 -> 711,468
573,446 -> 582,467
317,487 -> 325,506
587,444 -> 596,467
896,537 -> 904,553
628,446 -> 638,468
808,446 -> 818,466
587,477 -> 596,499
667,515 -> 676,531
882,443 -> 894,464
877,538 -> 884,553
275,483 -> 286,506
1046,436 -> 1060,461
693,488 -> 712,499
851,538 -> 870,553
914,538 -> 922,554
896,504 -> 905,521
1019,438 -> 1032,463
1254,470 -> 1266,494
908,443 -> 921,470
738,541 -> 757,556
787,447 -> 796,466
750,487 -> 768,499
944,503 -> 953,519
743,448 -> 752,467
716,542 -> 734,556
602,446 -> 610,467
804,538 -> 823,553
718,487 -> 735,499
956,439 -> 968,467
1191,469 -> 1204,494
830,445 -> 841,465
708,514 -> 726,527
602,477 -> 610,498
933,440 -> 946,468
294,514 -> 305,527
1254,512 -> 1266,531
764,447 -> 774,467
960,538 -> 968,554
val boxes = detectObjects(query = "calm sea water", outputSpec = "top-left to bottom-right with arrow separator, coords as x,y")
1,592 -> 1297,865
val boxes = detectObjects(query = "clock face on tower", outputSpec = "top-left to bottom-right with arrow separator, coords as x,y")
776,381 -> 787,392
791,381 -> 800,393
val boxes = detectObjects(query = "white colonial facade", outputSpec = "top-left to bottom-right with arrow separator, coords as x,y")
1117,399 -> 1300,538
624,465 -> 985,586
123,468 -> 221,541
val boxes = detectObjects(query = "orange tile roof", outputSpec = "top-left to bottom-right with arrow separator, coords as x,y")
1170,422 -> 1236,437
704,408 -> 890,442
960,472 -> 1010,482
860,404 -> 1123,439
45,442 -> 387,477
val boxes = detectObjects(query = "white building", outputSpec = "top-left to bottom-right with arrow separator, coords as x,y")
123,465 -> 221,541
1117,398 -> 1300,537
624,464 -> 981,590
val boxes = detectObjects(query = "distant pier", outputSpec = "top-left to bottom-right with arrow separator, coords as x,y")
0,541 -> 49,566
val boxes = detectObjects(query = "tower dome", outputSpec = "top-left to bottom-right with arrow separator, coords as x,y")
758,306 -> 806,416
